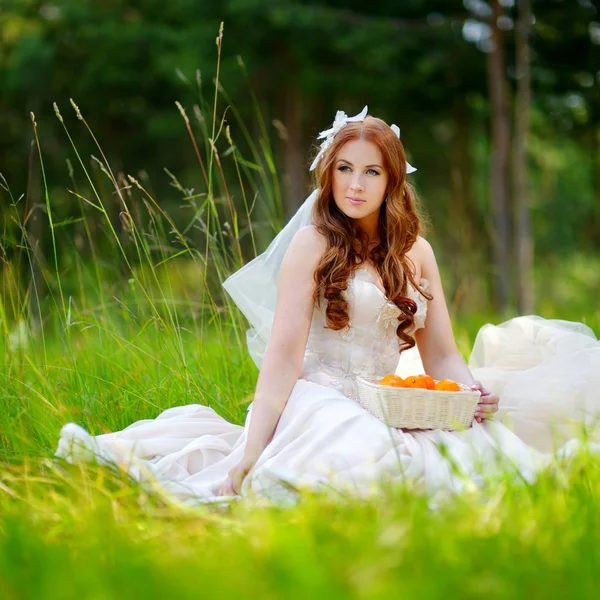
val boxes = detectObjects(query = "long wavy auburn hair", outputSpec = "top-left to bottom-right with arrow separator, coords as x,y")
311,115 -> 433,352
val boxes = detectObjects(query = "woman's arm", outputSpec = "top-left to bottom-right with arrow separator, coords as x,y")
218,226 -> 326,495
412,237 -> 469,382
412,237 -> 499,423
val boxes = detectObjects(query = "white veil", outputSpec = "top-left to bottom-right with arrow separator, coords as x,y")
222,189 -> 318,368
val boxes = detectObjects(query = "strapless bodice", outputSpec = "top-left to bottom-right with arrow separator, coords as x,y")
300,268 -> 430,399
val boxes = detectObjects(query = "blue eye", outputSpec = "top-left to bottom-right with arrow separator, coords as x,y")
337,166 -> 379,175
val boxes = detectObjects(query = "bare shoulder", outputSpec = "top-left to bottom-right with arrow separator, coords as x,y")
280,225 -> 327,276
412,235 -> 434,259
406,235 -> 435,279
291,224 -> 327,251
286,225 -> 327,264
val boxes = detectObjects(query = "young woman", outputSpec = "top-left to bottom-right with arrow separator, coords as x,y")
57,107 -> 600,504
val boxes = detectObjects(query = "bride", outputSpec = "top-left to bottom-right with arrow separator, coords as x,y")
56,107 -> 600,504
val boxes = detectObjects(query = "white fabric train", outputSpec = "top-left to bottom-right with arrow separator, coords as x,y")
56,270 -> 600,505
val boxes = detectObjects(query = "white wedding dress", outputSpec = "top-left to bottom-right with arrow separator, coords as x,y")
56,268 -> 600,504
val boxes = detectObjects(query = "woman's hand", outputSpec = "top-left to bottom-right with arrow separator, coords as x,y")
470,381 -> 499,424
217,456 -> 257,497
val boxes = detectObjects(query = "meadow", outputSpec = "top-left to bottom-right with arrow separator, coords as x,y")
1,293 -> 599,599
1,82 -> 600,599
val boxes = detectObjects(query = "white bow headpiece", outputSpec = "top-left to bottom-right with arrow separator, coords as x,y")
309,105 -> 417,174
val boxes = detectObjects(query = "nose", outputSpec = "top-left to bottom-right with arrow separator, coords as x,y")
349,177 -> 364,191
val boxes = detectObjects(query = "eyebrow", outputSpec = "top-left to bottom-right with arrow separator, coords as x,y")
337,159 -> 383,169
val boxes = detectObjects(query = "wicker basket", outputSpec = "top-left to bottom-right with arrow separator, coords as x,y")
355,377 -> 481,430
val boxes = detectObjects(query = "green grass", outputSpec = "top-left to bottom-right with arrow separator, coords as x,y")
1,446 -> 600,599
1,304 -> 600,599
2,28 -> 600,598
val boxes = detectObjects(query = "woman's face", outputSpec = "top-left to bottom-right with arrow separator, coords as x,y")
331,139 -> 389,234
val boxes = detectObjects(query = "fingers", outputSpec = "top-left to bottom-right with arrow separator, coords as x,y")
478,395 -> 499,410
217,480 -> 232,497
473,388 -> 499,424
231,469 -> 248,495
478,404 -> 498,415
218,474 -> 239,497
477,391 -> 498,403
469,382 -> 499,425
471,381 -> 497,401
470,381 -> 484,392
217,459 -> 256,497
472,384 -> 492,408
478,396 -> 498,405
474,409 -> 493,423
217,472 -> 246,497
476,403 -> 497,416
474,402 -> 498,425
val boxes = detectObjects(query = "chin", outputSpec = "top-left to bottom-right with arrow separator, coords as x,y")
337,201 -> 366,214
340,208 -> 365,220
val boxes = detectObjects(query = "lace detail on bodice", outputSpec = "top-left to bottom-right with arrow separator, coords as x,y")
300,268 -> 430,401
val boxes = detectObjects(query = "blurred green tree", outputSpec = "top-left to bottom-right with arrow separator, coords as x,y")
0,0 -> 598,318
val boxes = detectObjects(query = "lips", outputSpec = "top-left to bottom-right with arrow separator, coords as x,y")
347,197 -> 365,205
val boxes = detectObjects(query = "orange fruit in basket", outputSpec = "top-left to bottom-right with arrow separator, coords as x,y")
401,375 -> 435,389
379,374 -> 405,387
419,375 -> 436,390
434,379 -> 461,392
403,375 -> 426,389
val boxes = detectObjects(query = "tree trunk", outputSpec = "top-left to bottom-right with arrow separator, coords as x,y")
513,0 -> 534,314
487,0 -> 512,312
448,96 -> 487,311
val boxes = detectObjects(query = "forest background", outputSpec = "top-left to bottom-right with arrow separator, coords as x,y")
1,0 -> 599,329
1,3 -> 600,598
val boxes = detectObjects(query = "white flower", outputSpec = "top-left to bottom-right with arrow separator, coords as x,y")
309,106 -> 369,171
376,303 -> 400,331
309,106 -> 417,173
323,110 -> 353,139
